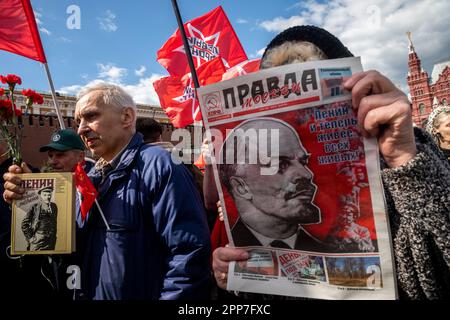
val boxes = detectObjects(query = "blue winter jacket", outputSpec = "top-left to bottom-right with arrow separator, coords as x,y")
76,133 -> 211,300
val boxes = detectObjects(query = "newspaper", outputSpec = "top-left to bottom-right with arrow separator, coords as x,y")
198,57 -> 397,300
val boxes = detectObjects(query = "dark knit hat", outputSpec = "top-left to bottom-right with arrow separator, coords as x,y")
262,25 -> 353,61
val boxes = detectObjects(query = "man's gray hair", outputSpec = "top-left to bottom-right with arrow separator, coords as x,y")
77,82 -> 136,111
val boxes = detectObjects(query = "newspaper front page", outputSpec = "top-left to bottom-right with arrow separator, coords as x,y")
198,57 -> 397,300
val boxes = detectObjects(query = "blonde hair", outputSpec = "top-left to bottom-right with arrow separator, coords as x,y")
260,41 -> 327,69
426,105 -> 450,145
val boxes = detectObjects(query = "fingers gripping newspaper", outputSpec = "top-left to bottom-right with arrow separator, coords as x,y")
198,57 -> 397,300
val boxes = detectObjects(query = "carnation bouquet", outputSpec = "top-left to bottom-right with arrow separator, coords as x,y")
0,74 -> 43,165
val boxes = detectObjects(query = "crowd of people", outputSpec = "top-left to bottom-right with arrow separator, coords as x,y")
1,25 -> 449,300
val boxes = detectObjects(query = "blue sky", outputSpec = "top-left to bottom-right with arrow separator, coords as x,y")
1,0 -> 449,105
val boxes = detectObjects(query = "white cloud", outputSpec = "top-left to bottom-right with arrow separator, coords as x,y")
134,66 -> 146,77
58,37 -> 72,43
122,74 -> 163,105
34,11 -> 43,25
39,27 -> 51,35
98,10 -> 118,32
59,63 -> 163,105
237,18 -> 249,24
257,48 -> 266,56
286,3 -> 302,11
249,47 -> 266,59
34,10 -> 52,36
97,63 -> 127,82
258,0 -> 450,93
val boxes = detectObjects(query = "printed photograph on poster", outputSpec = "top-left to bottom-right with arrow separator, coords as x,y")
319,67 -> 352,99
234,248 -> 279,276
325,256 -> 382,288
11,172 -> 75,255
278,251 -> 327,282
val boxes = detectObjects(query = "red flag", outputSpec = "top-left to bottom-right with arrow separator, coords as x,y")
0,0 -> 47,62
157,6 -> 247,76
153,57 -> 226,128
194,153 -> 206,171
222,58 -> 261,80
74,162 -> 98,222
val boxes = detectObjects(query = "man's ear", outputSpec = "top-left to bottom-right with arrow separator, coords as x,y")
121,107 -> 136,128
229,177 -> 252,200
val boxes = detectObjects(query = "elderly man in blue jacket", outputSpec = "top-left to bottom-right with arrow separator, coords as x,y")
4,83 -> 211,300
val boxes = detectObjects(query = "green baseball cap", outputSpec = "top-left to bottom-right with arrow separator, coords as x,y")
39,129 -> 85,152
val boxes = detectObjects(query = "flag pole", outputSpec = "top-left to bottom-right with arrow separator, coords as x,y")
171,0 -> 200,89
43,63 -> 65,129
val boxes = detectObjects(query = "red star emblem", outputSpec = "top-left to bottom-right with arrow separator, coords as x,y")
173,23 -> 230,68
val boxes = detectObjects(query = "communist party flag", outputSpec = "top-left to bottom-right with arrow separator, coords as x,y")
222,58 -> 261,80
157,6 -> 247,77
0,0 -> 47,62
74,162 -> 98,222
153,57 -> 226,128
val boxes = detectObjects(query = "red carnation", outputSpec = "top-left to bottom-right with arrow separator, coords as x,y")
33,92 -> 44,104
0,74 -> 22,90
22,88 -> 34,96
0,99 -> 13,109
0,99 -> 14,114
22,89 -> 44,107
0,74 -> 24,165
0,88 -> 4,96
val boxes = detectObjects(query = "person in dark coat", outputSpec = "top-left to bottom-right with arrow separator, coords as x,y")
22,186 -> 58,251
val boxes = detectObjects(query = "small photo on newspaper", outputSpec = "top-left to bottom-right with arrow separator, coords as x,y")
11,172 -> 76,255
198,57 -> 397,300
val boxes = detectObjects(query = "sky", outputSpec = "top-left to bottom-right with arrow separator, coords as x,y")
0,0 -> 449,106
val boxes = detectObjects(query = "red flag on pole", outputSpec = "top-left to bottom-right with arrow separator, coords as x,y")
0,0 -> 47,62
222,58 -> 261,80
153,57 -> 226,128
74,162 -> 98,222
157,6 -> 247,77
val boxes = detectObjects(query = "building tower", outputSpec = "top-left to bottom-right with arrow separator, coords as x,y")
406,32 -> 433,127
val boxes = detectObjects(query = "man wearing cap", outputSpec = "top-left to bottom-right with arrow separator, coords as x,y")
22,186 -> 58,251
0,129 -> 87,298
39,129 -> 86,173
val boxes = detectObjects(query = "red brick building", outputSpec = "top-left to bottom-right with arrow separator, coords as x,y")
407,32 -> 449,127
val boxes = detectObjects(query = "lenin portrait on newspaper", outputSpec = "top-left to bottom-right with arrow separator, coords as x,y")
217,110 -> 378,254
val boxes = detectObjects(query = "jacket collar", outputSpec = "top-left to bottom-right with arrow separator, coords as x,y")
114,132 -> 144,172
90,133 -> 144,185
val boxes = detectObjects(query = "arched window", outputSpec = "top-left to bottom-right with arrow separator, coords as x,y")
419,103 -> 426,115
442,99 -> 447,105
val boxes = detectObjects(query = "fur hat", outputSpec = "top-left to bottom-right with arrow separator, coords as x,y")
262,25 -> 353,62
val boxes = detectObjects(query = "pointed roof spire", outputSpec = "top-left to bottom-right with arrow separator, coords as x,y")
406,31 -> 415,53
433,96 -> 439,106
